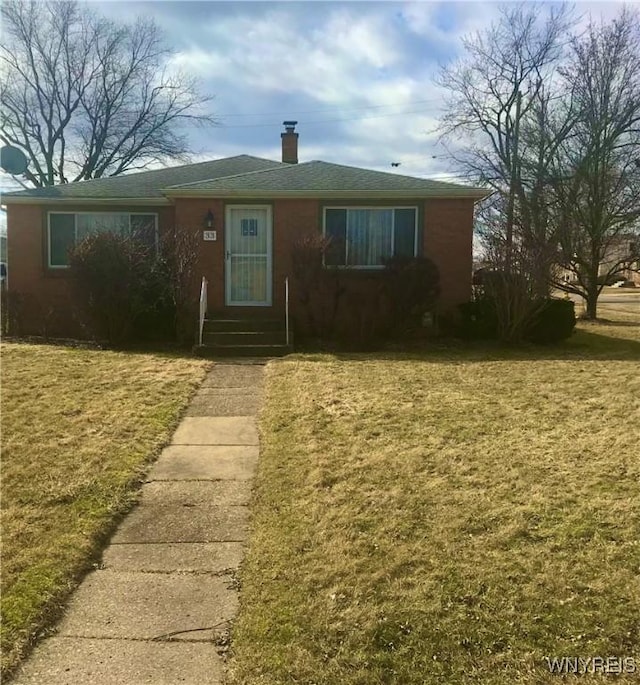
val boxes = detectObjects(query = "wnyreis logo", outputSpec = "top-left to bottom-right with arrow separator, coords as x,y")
544,656 -> 637,675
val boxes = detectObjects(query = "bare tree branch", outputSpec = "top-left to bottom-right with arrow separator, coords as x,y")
437,4 -> 640,321
0,0 -> 216,187
551,8 -> 640,318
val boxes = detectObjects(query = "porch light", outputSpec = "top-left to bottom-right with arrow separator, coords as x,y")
204,209 -> 214,228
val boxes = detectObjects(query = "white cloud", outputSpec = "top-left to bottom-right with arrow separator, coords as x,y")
400,2 -> 502,49
170,6 -> 405,107
55,1 -> 635,186
93,2 -> 470,176
318,9 -> 400,70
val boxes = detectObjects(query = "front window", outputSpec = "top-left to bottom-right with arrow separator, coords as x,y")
323,207 -> 417,267
48,212 -> 157,267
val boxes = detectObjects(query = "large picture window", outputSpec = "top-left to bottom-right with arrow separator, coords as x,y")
323,207 -> 418,267
48,212 -> 158,267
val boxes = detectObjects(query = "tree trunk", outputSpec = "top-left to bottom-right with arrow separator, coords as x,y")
584,284 -> 599,319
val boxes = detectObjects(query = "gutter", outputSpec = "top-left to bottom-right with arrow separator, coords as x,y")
2,189 -> 493,204
161,189 -> 491,201
1,196 -> 172,206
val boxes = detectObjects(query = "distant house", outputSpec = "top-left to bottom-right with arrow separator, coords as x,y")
599,234 -> 640,285
0,208 -> 6,263
556,234 -> 640,287
3,123 -> 488,350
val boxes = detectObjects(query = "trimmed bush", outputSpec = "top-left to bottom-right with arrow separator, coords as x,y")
525,298 -> 576,344
455,299 -> 499,340
453,297 -> 575,345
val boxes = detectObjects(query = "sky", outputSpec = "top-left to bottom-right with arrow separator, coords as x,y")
88,0 -> 628,178
0,0 -> 629,231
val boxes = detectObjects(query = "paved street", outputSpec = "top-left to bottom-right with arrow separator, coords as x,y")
568,289 -> 640,316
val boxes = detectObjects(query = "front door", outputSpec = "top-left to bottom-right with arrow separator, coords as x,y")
225,205 -> 272,306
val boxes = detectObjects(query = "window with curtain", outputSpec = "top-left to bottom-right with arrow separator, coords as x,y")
48,212 -> 157,267
324,207 -> 417,267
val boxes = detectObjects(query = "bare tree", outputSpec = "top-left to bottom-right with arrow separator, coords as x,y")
160,226 -> 202,345
0,0 -> 215,187
436,3 -> 574,226
436,3 -> 576,340
550,9 -> 640,319
475,193 -> 553,342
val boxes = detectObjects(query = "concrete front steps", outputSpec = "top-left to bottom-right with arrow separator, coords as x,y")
195,317 -> 293,357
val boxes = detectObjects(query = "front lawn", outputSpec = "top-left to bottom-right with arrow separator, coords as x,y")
230,314 -> 640,684
0,343 -> 210,678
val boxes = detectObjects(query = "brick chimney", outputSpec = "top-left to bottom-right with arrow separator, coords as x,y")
281,121 -> 298,164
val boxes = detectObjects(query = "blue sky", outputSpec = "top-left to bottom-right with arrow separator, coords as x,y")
0,0 -> 627,219
89,0 -> 624,179
90,1 -> 485,180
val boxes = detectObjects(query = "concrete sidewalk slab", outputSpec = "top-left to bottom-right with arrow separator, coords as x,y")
57,571 -> 237,641
200,365 -> 264,388
171,417 -> 258,445
102,542 -> 245,573
149,445 -> 258,481
139,481 -> 252,506
11,361 -> 266,684
111,504 -> 248,543
185,392 -> 262,416
11,638 -> 225,685
195,386 -> 261,396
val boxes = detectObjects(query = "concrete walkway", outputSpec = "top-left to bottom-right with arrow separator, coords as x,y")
12,362 -> 265,685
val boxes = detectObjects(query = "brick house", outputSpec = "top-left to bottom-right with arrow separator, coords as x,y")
3,123 -> 487,351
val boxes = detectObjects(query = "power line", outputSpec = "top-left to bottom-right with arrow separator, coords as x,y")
219,108 -> 441,128
216,99 -> 442,119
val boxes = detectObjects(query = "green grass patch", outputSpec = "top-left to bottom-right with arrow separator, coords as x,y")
230,313 -> 640,684
0,343 -> 210,678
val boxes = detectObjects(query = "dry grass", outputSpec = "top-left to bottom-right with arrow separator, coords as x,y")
231,312 -> 640,684
0,342 -> 210,678
579,317 -> 640,345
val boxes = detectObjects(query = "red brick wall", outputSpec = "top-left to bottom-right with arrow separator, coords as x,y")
174,198 -> 321,315
270,198 -> 476,314
272,199 -> 320,311
6,203 -> 173,337
173,198 -> 227,310
6,196 -> 476,337
424,198 -> 475,310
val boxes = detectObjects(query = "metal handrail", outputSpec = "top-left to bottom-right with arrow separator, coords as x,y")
198,276 -> 208,346
285,276 -> 290,346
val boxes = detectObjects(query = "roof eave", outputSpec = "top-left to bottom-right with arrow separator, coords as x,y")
162,189 -> 490,200
1,196 -> 171,206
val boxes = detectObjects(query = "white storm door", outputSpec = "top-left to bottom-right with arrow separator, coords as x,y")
225,205 -> 273,306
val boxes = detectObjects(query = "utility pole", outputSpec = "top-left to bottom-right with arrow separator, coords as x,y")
505,90 -> 522,271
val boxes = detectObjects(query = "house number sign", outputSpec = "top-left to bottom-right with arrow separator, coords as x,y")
203,230 -> 217,241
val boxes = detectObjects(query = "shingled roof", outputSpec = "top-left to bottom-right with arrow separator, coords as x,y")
1,156 -> 283,202
2,155 -> 488,203
165,160 -> 487,198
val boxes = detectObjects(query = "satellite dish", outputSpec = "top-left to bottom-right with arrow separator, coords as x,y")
1,145 -> 29,175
